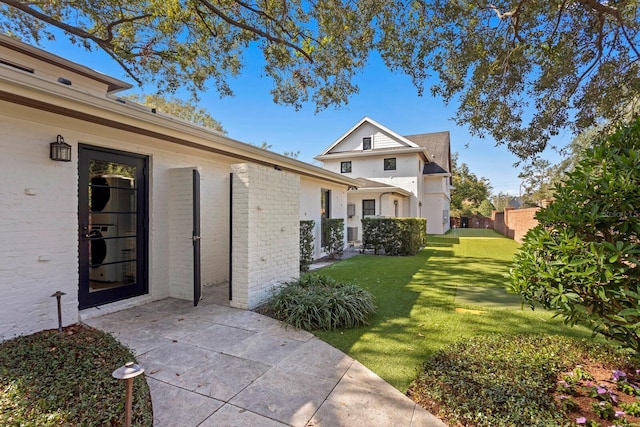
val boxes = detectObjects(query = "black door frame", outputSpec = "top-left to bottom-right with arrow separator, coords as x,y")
78,145 -> 149,309
192,169 -> 201,306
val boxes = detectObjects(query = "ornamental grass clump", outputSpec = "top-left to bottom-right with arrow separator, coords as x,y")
261,275 -> 376,331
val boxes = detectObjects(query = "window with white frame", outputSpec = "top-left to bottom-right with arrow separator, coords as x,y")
362,137 -> 372,150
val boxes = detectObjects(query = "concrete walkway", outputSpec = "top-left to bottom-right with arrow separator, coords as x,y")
83,298 -> 447,427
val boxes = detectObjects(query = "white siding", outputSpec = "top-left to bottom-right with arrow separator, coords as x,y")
299,177 -> 349,259
329,122 -> 410,153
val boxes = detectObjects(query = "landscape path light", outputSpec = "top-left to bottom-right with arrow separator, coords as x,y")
112,361 -> 144,427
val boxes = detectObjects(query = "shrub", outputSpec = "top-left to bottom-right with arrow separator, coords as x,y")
322,218 -> 344,259
510,118 -> 640,353
409,335 -> 628,427
362,218 -> 426,255
300,220 -> 315,272
260,275 -> 376,330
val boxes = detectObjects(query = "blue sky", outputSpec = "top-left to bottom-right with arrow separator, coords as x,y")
40,36 -> 571,196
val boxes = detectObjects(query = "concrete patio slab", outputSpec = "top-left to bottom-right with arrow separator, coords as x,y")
229,366 -> 336,426
147,377 -> 224,426
83,297 -> 448,427
199,404 -> 288,427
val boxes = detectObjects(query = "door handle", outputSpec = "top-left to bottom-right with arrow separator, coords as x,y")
192,235 -> 201,242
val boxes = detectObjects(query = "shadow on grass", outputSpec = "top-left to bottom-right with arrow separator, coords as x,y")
312,233 -> 597,391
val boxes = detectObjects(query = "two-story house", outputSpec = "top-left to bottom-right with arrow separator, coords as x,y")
315,117 -> 452,239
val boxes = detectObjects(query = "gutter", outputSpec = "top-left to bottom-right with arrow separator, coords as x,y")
0,67 -> 360,188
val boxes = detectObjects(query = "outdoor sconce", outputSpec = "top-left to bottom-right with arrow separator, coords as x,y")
393,200 -> 398,206
50,135 -> 71,162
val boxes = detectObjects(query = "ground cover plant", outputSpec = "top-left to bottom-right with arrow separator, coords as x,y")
0,324 -> 152,426
260,275 -> 376,330
409,334 -> 640,427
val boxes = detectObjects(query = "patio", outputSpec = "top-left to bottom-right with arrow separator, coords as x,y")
83,297 -> 446,426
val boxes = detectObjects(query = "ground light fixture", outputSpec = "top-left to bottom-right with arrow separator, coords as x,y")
49,134 -> 71,162
112,362 -> 145,427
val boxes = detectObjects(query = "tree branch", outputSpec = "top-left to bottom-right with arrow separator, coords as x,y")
0,0 -> 143,84
197,0 -> 313,62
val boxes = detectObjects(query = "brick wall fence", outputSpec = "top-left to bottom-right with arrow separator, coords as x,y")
450,215 -> 493,229
492,207 -> 539,243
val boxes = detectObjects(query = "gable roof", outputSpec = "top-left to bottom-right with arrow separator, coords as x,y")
404,132 -> 451,175
318,116 -> 421,156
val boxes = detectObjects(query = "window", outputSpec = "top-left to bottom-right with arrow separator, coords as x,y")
362,199 -> 375,217
362,137 -> 372,150
340,161 -> 352,173
321,189 -> 331,247
384,158 -> 396,171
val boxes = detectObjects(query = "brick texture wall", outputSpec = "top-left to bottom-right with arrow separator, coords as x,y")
231,163 -> 300,309
0,114 -> 79,340
168,167 -> 196,300
492,207 -> 539,243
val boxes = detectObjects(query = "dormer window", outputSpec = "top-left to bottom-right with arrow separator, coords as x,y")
362,137 -> 372,150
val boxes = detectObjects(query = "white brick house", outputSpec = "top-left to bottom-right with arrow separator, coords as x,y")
315,117 -> 452,237
0,34 -> 357,340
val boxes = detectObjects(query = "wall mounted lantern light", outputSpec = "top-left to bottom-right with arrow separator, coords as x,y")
50,135 -> 71,162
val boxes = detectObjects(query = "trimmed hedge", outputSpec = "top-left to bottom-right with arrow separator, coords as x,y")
362,218 -> 427,255
300,220 -> 315,272
322,218 -> 344,259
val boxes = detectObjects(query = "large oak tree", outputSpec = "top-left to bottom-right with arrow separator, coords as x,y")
1,0 -> 638,159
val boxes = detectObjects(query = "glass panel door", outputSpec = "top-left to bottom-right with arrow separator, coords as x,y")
79,146 -> 147,309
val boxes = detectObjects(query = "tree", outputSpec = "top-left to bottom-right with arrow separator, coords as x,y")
2,0 -> 638,159
510,118 -> 640,353
517,124 -> 608,207
518,158 -> 554,208
450,153 -> 492,217
476,199 -> 495,217
124,94 -> 226,133
491,192 -> 518,212
255,141 -> 299,158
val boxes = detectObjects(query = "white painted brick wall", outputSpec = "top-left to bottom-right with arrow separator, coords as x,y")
231,163 -> 300,309
0,113 -> 78,340
168,168 -> 195,300
0,107 -> 234,340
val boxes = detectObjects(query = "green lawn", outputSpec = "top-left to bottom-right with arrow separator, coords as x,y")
313,229 -> 596,392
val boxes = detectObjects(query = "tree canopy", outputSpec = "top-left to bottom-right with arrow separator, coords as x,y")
123,94 -> 226,133
450,153 -> 493,217
1,0 -> 638,159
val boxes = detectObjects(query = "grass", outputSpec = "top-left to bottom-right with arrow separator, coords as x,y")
313,229 -> 600,392
0,324 -> 152,426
